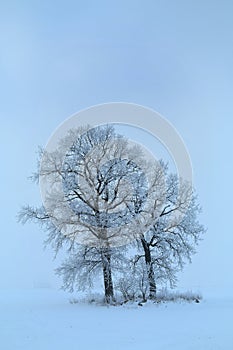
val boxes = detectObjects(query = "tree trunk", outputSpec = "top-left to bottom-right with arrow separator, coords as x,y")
141,238 -> 156,299
101,248 -> 115,303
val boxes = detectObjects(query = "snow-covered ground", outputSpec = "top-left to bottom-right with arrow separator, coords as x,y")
0,289 -> 232,350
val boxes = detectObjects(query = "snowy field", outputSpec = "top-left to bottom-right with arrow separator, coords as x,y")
1,289 -> 232,350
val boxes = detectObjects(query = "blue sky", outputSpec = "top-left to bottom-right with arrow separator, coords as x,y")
0,0 -> 233,293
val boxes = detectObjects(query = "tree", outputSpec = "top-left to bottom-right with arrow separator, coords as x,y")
132,172 -> 205,299
19,124 -> 165,303
116,259 -> 150,302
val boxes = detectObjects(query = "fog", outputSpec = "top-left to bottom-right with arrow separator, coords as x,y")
0,0 -> 232,295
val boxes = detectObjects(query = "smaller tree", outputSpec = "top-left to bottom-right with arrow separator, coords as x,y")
116,260 -> 149,302
133,171 -> 204,300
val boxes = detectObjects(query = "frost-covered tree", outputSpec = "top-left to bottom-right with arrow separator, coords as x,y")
132,171 -> 205,300
19,125 -> 164,303
116,259 -> 149,302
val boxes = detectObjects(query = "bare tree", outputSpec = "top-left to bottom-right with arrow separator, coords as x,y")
133,171 -> 205,299
19,125 -> 164,303
116,260 -> 149,302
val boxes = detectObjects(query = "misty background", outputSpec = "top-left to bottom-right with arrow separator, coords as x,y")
0,0 -> 232,295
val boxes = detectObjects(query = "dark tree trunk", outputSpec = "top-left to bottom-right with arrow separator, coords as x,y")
101,248 -> 115,303
97,213 -> 115,303
141,238 -> 156,299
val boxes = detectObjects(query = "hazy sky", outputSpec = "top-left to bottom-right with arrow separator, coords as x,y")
1,0 -> 233,294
